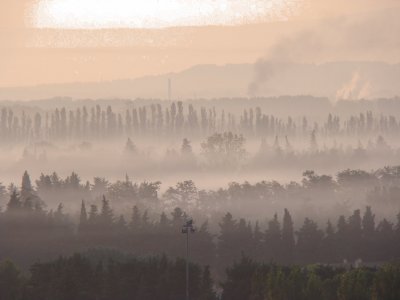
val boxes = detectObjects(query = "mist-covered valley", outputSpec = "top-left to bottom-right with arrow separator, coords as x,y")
2,1 -> 400,297
1,97 -> 400,229
1,97 -> 400,185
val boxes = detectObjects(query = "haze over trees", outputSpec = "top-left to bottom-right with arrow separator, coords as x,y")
2,0 -> 400,298
0,97 -> 399,188
1,168 -> 400,275
0,93 -> 399,300
0,97 -> 399,299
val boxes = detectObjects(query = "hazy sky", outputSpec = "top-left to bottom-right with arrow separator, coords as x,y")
0,0 -> 399,87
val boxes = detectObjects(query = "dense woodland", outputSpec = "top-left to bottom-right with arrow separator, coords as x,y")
0,253 -> 217,300
1,99 -> 400,299
1,253 -> 400,300
2,165 -> 400,219
221,258 -> 400,300
1,169 -> 400,274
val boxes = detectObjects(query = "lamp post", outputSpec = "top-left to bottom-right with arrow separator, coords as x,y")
182,218 -> 195,300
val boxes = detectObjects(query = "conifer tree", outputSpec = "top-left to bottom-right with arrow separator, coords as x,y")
6,189 -> 21,212
20,170 -> 33,201
218,212 -> 238,267
362,206 -> 375,236
282,208 -> 295,262
79,200 -> 88,233
130,205 -> 141,231
88,204 -> 99,227
296,218 -> 324,263
100,196 -> 114,228
265,213 -> 281,262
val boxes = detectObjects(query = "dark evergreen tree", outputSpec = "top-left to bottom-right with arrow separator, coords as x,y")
99,196 -> 114,228
6,189 -> 21,212
264,213 -> 281,262
130,205 -> 141,231
79,200 -> 88,233
281,208 -> 295,262
296,218 -> 324,263
218,212 -> 239,269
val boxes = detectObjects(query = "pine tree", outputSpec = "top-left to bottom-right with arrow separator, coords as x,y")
21,170 -> 32,194
20,171 -> 39,208
218,212 -> 238,268
79,200 -> 88,233
322,220 -> 336,262
265,213 -> 281,262
6,189 -> 21,212
116,215 -> 127,232
252,221 -> 263,260
296,218 -> 324,263
348,209 -> 362,260
362,206 -> 376,260
282,208 -> 295,262
54,203 -> 65,222
100,196 -> 114,228
337,215 -> 348,261
376,219 -> 395,260
362,206 -> 375,236
130,205 -> 141,231
88,204 -> 99,228
141,210 -> 149,231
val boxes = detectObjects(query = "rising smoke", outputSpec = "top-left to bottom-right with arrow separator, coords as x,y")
248,7 -> 400,96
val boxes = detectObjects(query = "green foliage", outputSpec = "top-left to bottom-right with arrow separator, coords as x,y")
372,263 -> 400,300
0,260 -> 24,300
222,261 -> 400,300
20,254 -> 216,300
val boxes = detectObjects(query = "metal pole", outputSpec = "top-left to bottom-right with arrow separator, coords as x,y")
182,219 -> 194,300
186,229 -> 189,300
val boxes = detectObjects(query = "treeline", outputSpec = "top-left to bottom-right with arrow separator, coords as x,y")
1,254 -> 400,300
0,253 -> 216,300
21,131 -> 397,174
216,208 -> 400,268
1,171 -> 400,271
11,165 -> 400,212
222,258 -> 400,300
0,101 -> 399,143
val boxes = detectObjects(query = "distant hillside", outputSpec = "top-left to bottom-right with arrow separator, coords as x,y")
0,61 -> 399,101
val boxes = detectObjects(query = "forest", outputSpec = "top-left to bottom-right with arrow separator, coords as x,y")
0,98 -> 400,298
1,169 -> 400,275
1,98 -> 400,190
1,254 -> 400,300
3,0 -> 400,297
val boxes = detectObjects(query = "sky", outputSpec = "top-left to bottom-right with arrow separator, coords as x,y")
0,0 -> 399,87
